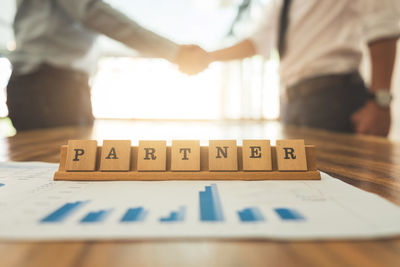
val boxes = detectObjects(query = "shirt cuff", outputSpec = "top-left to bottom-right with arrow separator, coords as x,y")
248,32 -> 275,59
363,13 -> 400,43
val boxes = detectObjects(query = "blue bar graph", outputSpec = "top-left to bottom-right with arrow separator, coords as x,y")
40,201 -> 87,223
80,209 -> 112,223
120,207 -> 147,222
274,208 -> 304,221
199,184 -> 224,222
159,206 -> 186,222
238,207 -> 265,222
0,183 -> 4,187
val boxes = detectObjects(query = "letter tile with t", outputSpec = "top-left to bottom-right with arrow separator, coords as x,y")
171,140 -> 200,171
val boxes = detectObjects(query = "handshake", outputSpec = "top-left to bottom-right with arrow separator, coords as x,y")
174,45 -> 213,75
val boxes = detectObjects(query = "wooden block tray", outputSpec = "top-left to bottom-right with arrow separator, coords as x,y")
54,145 -> 321,181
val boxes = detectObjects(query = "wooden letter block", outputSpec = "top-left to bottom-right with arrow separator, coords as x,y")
66,140 -> 97,171
100,140 -> 131,171
171,140 -> 200,171
208,140 -> 238,171
242,140 -> 272,171
276,140 -> 307,171
137,141 -> 167,171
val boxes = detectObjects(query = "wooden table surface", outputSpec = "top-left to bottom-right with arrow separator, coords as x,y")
1,120 -> 400,267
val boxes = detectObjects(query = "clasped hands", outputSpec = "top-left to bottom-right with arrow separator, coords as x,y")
175,45 -> 212,75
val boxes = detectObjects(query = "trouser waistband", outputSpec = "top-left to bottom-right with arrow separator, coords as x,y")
10,64 -> 89,83
284,72 -> 363,102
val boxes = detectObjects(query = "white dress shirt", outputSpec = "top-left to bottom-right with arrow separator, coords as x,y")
9,0 -> 180,75
250,0 -> 400,87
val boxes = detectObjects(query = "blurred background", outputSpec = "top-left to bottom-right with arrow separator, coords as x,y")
0,0 -> 399,140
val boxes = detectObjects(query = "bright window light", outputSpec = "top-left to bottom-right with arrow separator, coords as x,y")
91,57 -> 279,120
0,58 -> 12,117
91,57 -> 223,119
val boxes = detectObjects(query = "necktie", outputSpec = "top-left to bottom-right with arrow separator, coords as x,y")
278,0 -> 292,58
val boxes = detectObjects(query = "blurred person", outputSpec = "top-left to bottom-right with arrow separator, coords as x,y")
190,0 -> 399,136
7,0 -> 207,131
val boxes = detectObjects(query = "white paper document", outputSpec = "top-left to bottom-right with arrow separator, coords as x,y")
0,161 -> 400,241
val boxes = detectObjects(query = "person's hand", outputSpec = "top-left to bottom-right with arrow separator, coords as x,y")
175,45 -> 210,75
351,100 -> 391,136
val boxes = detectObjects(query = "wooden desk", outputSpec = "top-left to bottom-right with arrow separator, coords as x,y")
1,120 -> 400,267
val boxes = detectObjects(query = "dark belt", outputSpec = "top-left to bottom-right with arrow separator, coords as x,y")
10,64 -> 89,83
284,72 -> 363,102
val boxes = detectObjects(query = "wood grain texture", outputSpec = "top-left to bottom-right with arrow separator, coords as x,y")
65,140 -> 97,171
100,140 -> 131,171
276,139 -> 307,171
2,121 -> 400,267
242,140 -> 272,171
137,140 -> 166,171
208,140 -> 238,171
171,140 -> 200,171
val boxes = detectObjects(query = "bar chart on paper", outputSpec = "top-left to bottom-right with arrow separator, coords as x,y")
121,207 -> 147,223
41,201 -> 88,223
1,162 -> 400,240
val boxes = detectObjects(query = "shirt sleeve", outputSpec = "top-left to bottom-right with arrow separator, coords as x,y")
362,0 -> 400,43
247,0 -> 280,59
55,0 -> 180,62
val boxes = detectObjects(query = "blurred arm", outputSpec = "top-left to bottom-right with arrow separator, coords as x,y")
351,38 -> 397,136
369,38 -> 397,92
350,0 -> 400,136
56,0 -> 180,62
207,0 -> 279,63
208,39 -> 257,62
